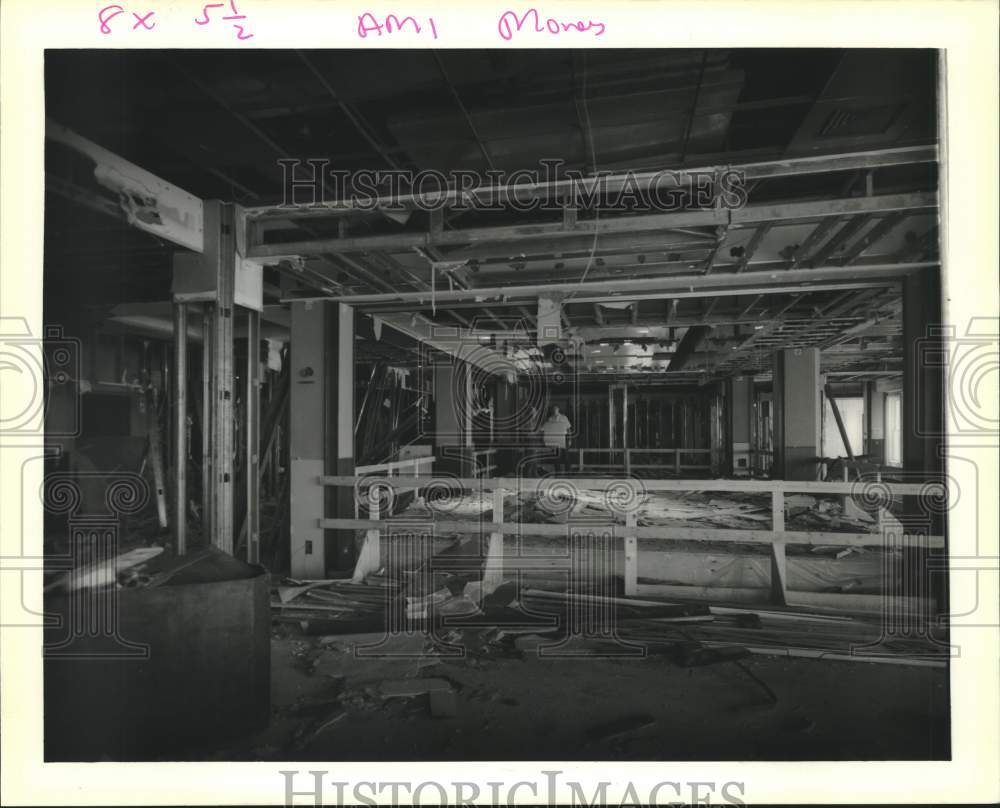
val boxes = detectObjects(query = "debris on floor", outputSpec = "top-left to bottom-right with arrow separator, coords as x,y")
405,485 -> 882,533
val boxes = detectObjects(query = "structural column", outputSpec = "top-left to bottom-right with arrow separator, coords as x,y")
172,200 -> 262,559
203,201 -> 235,554
289,301 -> 355,577
244,310 -> 261,564
772,347 -> 821,481
902,266 -> 946,608
171,302 -> 188,554
433,358 -> 472,476
866,381 -> 885,463
902,267 -> 945,480
727,375 -> 754,476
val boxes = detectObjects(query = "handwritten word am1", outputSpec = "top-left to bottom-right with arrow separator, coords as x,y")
497,8 -> 605,41
356,12 -> 438,39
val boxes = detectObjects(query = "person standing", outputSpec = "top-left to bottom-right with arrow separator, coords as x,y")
542,405 -> 572,473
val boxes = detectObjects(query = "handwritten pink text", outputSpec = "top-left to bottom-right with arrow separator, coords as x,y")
195,0 -> 254,40
98,4 -> 157,34
497,8 -> 605,41
357,12 -> 438,39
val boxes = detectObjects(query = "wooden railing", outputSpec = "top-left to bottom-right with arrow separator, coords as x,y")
576,447 -> 713,474
472,447 -> 496,477
321,474 -> 944,611
350,455 -> 434,582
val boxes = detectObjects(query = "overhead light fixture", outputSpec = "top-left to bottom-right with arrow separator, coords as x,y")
638,328 -> 649,334
599,342 -> 609,347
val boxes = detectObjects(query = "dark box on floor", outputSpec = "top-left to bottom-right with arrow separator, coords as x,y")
44,548 -> 270,761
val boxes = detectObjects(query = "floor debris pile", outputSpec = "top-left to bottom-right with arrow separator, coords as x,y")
406,486 -> 880,533
247,581 -> 948,761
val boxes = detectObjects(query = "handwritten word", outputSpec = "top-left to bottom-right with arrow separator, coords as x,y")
357,13 -> 438,39
195,0 -> 254,40
99,5 -> 157,34
497,8 -> 605,41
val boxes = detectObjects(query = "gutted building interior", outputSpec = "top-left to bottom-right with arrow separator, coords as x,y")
41,48 -> 949,762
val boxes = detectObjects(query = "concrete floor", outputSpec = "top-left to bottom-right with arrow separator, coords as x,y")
196,634 -> 950,762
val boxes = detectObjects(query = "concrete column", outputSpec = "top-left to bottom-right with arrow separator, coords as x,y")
727,375 -> 754,476
901,266 -> 946,617
902,267 -> 945,480
433,359 -> 472,475
772,347 -> 821,481
493,374 -> 515,473
289,301 -> 355,577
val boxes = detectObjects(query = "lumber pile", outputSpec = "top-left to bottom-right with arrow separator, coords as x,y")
274,569 -> 944,668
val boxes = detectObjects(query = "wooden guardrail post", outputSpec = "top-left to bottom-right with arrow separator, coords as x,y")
352,483 -> 382,583
624,509 -> 638,597
481,486 -> 505,599
769,489 -> 788,605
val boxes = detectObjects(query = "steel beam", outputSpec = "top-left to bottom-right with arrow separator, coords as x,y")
201,306 -> 213,534
46,119 -> 205,252
286,262 -> 931,307
207,202 -> 236,553
248,192 -> 937,260
242,145 -> 937,220
245,309 -> 261,564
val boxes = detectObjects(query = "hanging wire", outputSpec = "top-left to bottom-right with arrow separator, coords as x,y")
566,52 -> 601,302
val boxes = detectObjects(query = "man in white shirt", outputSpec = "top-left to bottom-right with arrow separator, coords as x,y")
541,405 -> 572,473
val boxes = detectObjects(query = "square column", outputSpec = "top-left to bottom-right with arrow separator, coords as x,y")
433,358 -> 473,476
727,375 -> 754,476
772,347 -> 821,480
289,301 -> 355,577
902,267 -> 944,480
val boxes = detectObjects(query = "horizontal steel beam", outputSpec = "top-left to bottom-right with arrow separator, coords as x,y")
243,145 -> 938,219
284,263 -> 929,307
249,192 -> 937,260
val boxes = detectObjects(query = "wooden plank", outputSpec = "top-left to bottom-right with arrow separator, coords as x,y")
355,456 -> 435,475
380,678 -> 452,697
317,517 -> 943,549
636,583 -> 934,616
708,644 -> 946,668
